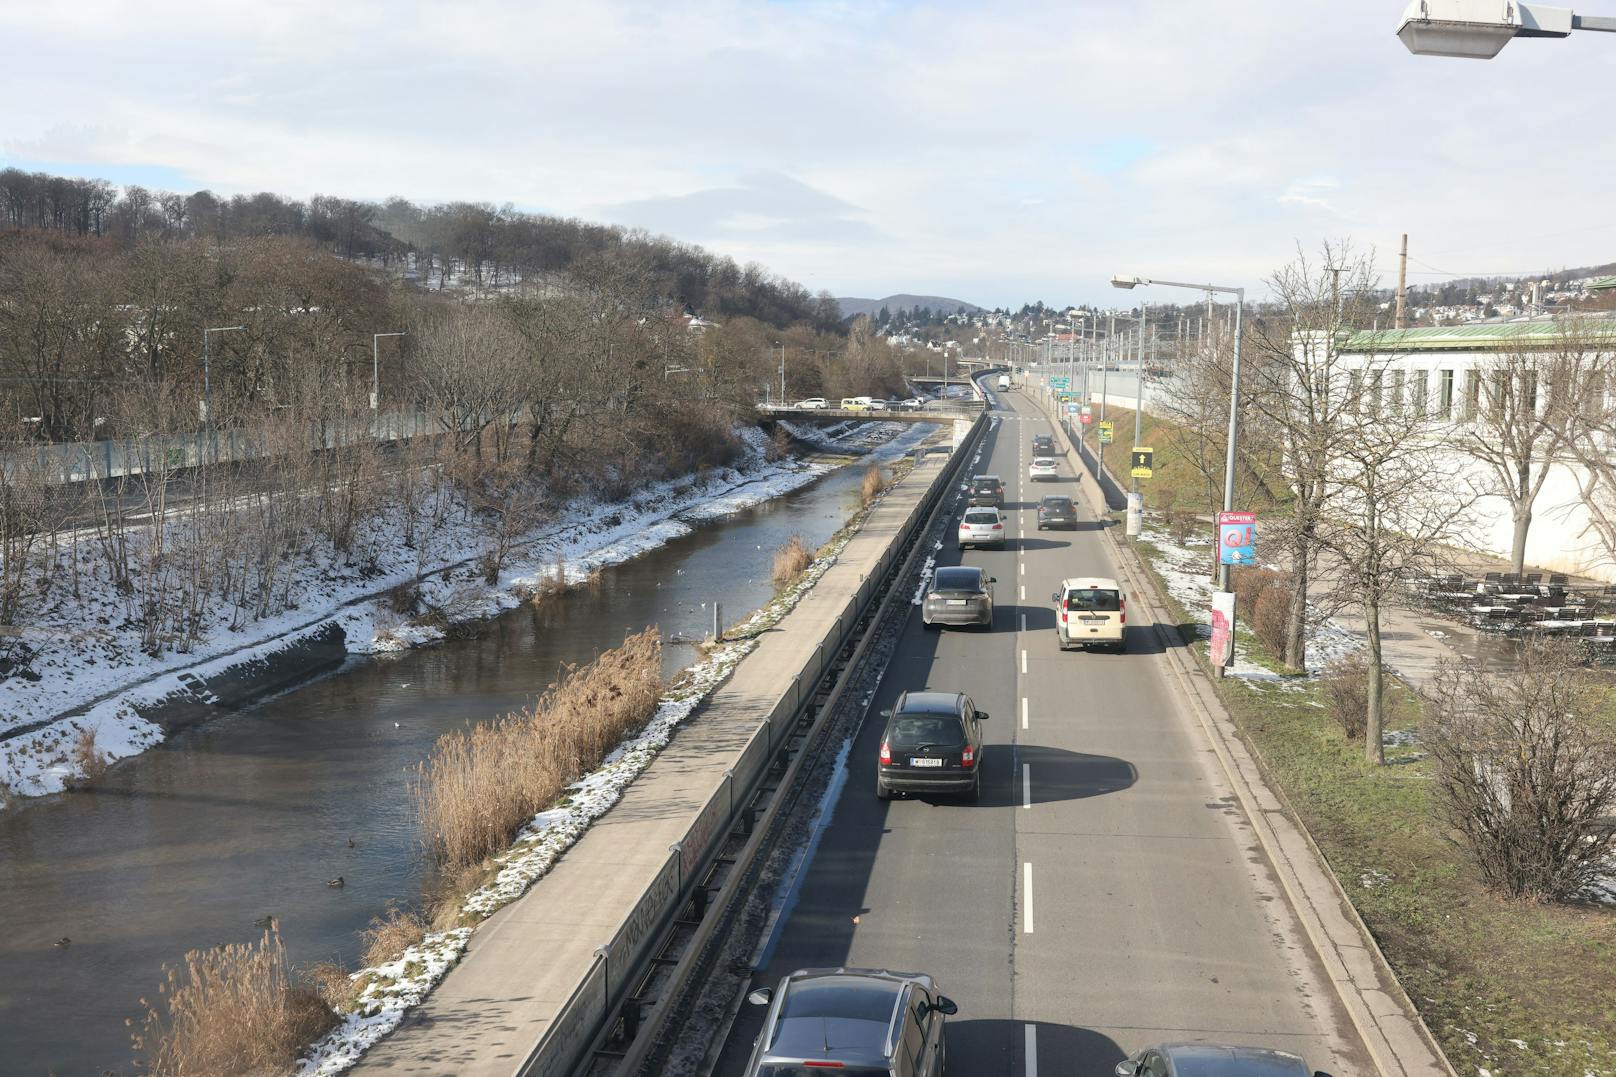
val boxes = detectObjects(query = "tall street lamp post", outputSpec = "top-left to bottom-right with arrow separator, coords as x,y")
1113,275 -> 1246,673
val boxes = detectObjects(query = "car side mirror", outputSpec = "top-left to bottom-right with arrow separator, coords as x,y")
989,577 -> 997,584
1115,1063 -> 1139,1077
1050,592 -> 1060,602
976,711 -> 990,721
879,708 -> 893,719
933,995 -> 959,1016
747,987 -> 773,1006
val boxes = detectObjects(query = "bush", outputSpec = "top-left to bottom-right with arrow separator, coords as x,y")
860,463 -> 886,506
1425,644 -> 1616,901
74,725 -> 108,784
361,904 -> 427,969
1251,585 -> 1292,661
771,534 -> 813,587
1319,652 -> 1370,739
129,927 -> 334,1076
412,628 -> 662,871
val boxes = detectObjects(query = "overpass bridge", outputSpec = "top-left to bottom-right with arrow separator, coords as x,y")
756,400 -> 985,423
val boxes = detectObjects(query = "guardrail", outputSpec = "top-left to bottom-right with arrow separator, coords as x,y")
516,373 -> 999,1076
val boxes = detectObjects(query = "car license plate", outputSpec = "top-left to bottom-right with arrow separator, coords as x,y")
910,757 -> 943,767
947,599 -> 968,606
1080,615 -> 1104,623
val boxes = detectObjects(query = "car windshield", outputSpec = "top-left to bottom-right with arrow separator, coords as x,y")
962,510 -> 998,525
887,714 -> 965,749
933,567 -> 982,591
1065,588 -> 1120,612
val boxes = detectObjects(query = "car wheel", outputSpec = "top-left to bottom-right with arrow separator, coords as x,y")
876,777 -> 891,801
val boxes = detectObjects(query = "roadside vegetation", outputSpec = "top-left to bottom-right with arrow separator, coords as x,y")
771,534 -> 813,587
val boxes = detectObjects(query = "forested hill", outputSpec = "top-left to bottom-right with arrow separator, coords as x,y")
837,294 -> 982,320
0,167 -> 840,331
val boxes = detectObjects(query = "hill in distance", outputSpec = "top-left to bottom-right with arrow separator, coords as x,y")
837,294 -> 983,320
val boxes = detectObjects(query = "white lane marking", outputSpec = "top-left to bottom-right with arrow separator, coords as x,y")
1023,862 -> 1035,933
1022,763 -> 1032,809
1020,561 -> 1024,575
1019,584 -> 1025,601
1020,649 -> 1027,674
1026,1023 -> 1038,1077
1021,696 -> 1029,729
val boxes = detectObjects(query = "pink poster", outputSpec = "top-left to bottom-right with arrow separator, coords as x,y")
1210,591 -> 1236,668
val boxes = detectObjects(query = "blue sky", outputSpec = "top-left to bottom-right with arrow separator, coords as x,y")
2,1 -> 1612,308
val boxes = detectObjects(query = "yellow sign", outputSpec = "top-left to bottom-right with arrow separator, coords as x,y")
1130,447 -> 1154,479
1097,422 -> 1114,444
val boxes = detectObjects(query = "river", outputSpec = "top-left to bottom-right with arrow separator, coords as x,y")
0,426 -> 936,1076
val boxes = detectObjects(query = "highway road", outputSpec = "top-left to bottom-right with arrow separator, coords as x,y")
712,390 -> 1369,1076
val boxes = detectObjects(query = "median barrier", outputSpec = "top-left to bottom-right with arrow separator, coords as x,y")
515,390 -> 994,1077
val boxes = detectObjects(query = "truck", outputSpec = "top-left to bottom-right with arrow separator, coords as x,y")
997,373 -> 1011,391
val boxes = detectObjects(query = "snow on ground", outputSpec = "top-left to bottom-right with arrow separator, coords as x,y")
0,426 -> 903,804
1138,524 -> 1362,679
296,469 -> 883,1075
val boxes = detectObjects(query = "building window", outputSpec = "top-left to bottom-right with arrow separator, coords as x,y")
1389,369 -> 1405,415
1411,370 -> 1428,416
1464,369 -> 1481,421
1490,369 -> 1508,420
1369,371 -> 1383,415
1438,369 -> 1454,419
1525,369 -> 1539,414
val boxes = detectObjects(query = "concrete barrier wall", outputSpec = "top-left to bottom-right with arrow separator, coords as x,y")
519,405 -> 991,1076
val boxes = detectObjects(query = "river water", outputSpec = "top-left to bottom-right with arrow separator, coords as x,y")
0,428 -> 935,1076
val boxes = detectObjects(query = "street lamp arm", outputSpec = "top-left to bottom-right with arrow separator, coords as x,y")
1116,275 -> 1244,299
1572,12 -> 1616,31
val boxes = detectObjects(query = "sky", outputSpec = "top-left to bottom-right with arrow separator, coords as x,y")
2,0 -> 1613,309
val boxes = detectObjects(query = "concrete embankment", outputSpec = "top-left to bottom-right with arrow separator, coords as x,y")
353,424 -> 980,1075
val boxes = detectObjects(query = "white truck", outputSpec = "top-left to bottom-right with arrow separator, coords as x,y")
997,373 -> 1011,391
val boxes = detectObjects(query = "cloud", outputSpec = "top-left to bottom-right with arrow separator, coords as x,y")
0,1 -> 1610,307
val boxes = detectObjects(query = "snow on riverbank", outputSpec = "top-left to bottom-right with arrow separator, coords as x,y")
1138,524 -> 1361,678
0,430 -> 895,804
296,466 -> 886,1075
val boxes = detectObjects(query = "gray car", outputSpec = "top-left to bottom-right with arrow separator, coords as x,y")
1116,1042 -> 1319,1077
743,967 -> 958,1076
922,566 -> 994,628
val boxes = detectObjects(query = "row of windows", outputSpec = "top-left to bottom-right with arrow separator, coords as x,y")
1344,366 -> 1602,423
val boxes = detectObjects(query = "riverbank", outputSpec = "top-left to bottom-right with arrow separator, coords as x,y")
0,423 -> 911,806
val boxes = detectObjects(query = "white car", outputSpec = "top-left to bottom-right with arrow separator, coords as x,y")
958,507 -> 1006,549
795,397 -> 828,409
1028,456 -> 1059,482
866,398 -> 889,411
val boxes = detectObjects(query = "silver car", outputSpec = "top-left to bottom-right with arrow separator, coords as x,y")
1028,456 -> 1058,481
1116,1042 -> 1318,1077
957,507 -> 1006,549
743,967 -> 957,1076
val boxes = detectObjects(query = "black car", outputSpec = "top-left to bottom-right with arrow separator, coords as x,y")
1037,495 -> 1078,530
1032,433 -> 1055,455
876,690 -> 989,801
922,565 -> 995,627
965,474 -> 1004,507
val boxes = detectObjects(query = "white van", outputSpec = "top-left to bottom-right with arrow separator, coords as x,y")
1052,576 -> 1127,652
997,374 -> 1011,391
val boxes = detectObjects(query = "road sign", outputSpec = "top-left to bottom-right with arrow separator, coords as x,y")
1217,510 -> 1257,566
1079,410 -> 1093,425
1097,421 -> 1114,444
1130,447 -> 1154,479
1066,403 -> 1079,414
1050,376 -> 1070,387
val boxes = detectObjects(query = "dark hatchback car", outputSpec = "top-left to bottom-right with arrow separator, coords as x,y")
1032,433 -> 1055,454
1037,495 -> 1078,530
743,967 -> 957,1076
922,565 -> 994,628
876,690 -> 989,801
965,474 -> 1004,507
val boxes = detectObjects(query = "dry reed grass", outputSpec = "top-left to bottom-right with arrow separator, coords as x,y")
771,535 -> 813,587
74,726 -> 108,784
307,961 -> 363,1014
412,628 -> 662,871
129,927 -> 334,1076
360,904 -> 427,969
860,463 -> 886,506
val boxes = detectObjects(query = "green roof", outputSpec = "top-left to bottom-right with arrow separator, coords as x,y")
1588,275 -> 1616,291
1343,319 -> 1616,353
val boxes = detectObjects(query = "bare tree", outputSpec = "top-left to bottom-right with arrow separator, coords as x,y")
409,305 -> 525,456
1426,643 -> 1616,901
1317,398 -> 1479,763
1453,318 -> 1614,576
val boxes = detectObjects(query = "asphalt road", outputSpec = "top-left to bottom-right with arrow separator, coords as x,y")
712,390 -> 1368,1077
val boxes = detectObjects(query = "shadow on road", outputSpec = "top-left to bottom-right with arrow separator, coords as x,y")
946,1018 -> 1127,1077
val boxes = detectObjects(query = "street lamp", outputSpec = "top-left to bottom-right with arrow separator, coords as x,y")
372,332 -> 405,413
1396,0 -> 1616,58
1113,274 -> 1247,672
775,341 -> 786,403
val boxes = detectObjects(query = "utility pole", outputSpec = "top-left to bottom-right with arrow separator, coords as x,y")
1395,233 -> 1409,329
1127,304 -> 1147,537
1102,313 -> 1113,422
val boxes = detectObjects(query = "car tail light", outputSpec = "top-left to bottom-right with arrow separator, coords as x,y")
880,742 -> 891,765
1119,598 -> 1127,624
803,1063 -> 846,1069
961,745 -> 975,768
990,522 -> 1002,530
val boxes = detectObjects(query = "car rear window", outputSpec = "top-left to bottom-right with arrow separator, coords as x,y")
1065,588 -> 1120,612
962,510 -> 998,525
757,1068 -> 887,1076
971,478 -> 1001,490
887,714 -> 966,749
1041,498 -> 1073,511
932,567 -> 981,590
1032,457 -> 1055,465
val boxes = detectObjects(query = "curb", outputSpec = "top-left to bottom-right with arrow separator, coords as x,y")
1022,387 -> 1457,1077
